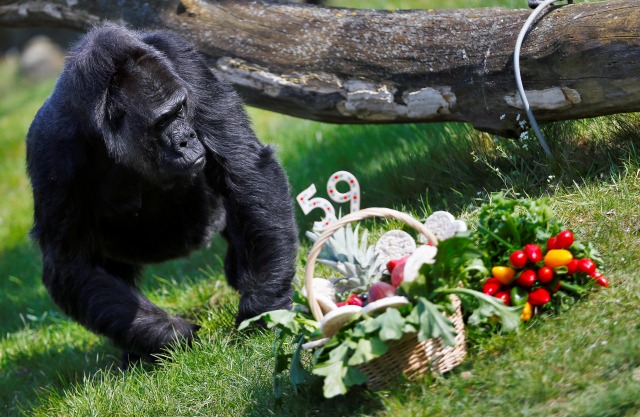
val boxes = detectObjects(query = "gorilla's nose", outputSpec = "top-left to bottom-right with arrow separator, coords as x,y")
174,129 -> 197,150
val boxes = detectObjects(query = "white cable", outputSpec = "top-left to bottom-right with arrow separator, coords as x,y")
513,0 -> 558,158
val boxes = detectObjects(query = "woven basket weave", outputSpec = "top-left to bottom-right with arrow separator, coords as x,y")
304,207 -> 467,390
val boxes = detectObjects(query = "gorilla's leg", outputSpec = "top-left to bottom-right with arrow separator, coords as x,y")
42,255 -> 197,358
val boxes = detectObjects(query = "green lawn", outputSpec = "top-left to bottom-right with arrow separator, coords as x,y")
1,1 -> 640,414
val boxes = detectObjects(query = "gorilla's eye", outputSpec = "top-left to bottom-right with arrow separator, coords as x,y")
156,117 -> 170,129
155,101 -> 186,130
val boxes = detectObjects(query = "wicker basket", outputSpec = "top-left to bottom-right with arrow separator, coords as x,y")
304,207 -> 467,390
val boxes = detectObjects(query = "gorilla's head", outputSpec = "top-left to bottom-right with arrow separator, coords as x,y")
102,51 -> 206,185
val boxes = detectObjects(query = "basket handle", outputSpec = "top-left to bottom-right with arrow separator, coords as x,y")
304,207 -> 439,322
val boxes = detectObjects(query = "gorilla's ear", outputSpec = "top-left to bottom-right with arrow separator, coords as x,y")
106,100 -> 125,129
106,73 -> 125,129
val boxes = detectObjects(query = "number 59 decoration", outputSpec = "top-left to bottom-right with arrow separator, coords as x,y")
297,171 -> 361,231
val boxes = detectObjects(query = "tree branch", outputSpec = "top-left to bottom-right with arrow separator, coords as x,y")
1,0 -> 639,136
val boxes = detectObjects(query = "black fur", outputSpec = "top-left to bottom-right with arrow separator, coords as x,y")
26,24 -> 298,360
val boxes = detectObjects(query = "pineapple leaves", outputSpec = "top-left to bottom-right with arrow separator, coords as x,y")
307,224 -> 383,295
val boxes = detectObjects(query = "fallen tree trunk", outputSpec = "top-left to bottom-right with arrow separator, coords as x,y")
1,0 -> 639,136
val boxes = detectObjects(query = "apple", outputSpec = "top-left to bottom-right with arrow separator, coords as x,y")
368,282 -> 396,302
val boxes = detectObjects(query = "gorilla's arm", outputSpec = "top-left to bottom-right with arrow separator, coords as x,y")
142,32 -> 299,323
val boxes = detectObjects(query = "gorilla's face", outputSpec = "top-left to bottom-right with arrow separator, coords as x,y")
103,54 -> 206,185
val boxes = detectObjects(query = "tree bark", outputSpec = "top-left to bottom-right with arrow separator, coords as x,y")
1,0 -> 639,136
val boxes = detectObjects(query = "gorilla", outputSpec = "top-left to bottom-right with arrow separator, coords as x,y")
26,24 -> 298,362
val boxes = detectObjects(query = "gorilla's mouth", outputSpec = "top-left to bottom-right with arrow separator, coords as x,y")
190,155 -> 206,170
161,151 -> 206,179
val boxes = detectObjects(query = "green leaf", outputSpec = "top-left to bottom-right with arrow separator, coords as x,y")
290,336 -> 312,387
345,366 -> 369,387
375,308 -> 406,341
444,288 -> 521,333
347,337 -> 388,366
359,317 -> 381,334
313,360 -> 348,398
265,309 -> 301,333
313,342 -> 350,398
237,309 -> 300,333
399,271 -> 427,301
415,297 -> 457,346
237,312 -> 268,331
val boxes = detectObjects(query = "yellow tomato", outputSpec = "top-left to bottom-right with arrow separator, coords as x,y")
544,249 -> 574,268
491,266 -> 516,284
521,302 -> 533,321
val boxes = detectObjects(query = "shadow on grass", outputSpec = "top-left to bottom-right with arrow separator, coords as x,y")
247,383 -> 383,417
0,243 -> 50,334
0,321 -> 120,416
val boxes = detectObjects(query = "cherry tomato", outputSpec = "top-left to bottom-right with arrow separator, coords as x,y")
547,236 -> 558,250
524,244 -> 543,263
528,288 -> 551,306
494,291 -> 511,306
537,266 -> 554,284
492,266 -> 516,285
509,250 -> 527,268
483,277 -> 502,296
521,302 -> 533,321
589,270 -> 610,287
590,270 -> 602,279
346,294 -> 363,306
566,258 -> 579,275
556,230 -> 575,249
544,249 -> 573,268
578,258 -> 597,275
516,269 -> 537,287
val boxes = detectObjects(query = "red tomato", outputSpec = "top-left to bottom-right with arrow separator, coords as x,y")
524,244 -> 543,263
494,291 -> 511,306
537,266 -> 554,284
483,277 -> 502,296
516,269 -> 537,287
547,236 -> 558,250
509,250 -> 527,268
556,230 -> 575,249
578,258 -> 597,275
528,288 -> 551,306
346,294 -> 363,306
589,270 -> 610,287
566,259 -> 579,275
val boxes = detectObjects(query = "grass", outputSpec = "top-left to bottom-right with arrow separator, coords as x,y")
2,7 -> 640,415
